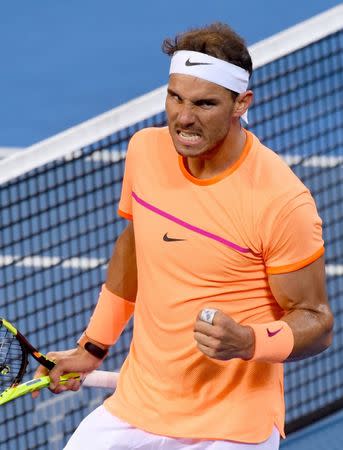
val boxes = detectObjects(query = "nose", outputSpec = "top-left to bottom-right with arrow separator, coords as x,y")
177,103 -> 196,127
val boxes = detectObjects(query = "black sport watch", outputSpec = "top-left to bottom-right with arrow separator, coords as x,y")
78,333 -> 109,359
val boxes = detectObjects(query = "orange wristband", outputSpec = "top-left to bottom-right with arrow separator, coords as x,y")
85,284 -> 135,346
249,320 -> 294,363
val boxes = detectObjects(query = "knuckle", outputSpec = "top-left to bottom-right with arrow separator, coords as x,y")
212,328 -> 225,341
212,340 -> 222,351
208,348 -> 217,358
196,342 -> 204,351
213,312 -> 223,323
73,382 -> 82,392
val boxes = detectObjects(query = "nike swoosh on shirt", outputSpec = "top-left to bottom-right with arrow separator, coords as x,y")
185,58 -> 212,67
132,191 -> 252,254
267,327 -> 283,337
163,233 -> 186,242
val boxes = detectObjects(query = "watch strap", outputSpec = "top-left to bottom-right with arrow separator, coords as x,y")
78,333 -> 109,359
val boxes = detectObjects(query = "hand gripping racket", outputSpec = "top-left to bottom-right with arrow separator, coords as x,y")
0,318 -> 118,405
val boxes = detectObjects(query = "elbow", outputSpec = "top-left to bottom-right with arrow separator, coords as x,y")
320,307 -> 334,351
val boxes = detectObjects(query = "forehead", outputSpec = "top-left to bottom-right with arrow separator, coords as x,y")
168,73 -> 230,99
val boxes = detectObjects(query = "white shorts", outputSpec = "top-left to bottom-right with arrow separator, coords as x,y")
64,405 -> 280,450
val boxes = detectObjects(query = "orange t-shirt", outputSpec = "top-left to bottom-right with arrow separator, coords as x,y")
104,127 -> 324,443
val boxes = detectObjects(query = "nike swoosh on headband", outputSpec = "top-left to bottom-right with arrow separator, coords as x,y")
185,58 -> 212,67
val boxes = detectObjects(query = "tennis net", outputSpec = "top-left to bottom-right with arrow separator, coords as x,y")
0,5 -> 342,449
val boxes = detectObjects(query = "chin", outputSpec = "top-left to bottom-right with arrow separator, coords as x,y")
175,145 -> 207,158
173,138 -> 207,157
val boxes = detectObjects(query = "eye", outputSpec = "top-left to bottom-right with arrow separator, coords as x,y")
174,94 -> 184,103
196,100 -> 216,108
168,91 -> 182,103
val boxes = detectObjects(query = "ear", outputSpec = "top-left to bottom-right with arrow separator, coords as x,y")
233,91 -> 253,120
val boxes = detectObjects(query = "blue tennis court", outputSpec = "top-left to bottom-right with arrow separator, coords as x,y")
281,408 -> 343,449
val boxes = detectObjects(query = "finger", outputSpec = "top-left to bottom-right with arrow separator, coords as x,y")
48,376 -> 70,394
50,384 -> 69,394
194,331 -> 220,349
199,308 -> 219,325
194,309 -> 223,333
194,312 -> 227,337
67,378 -> 82,392
48,366 -> 66,389
32,390 -> 41,399
51,377 -> 81,394
196,342 -> 228,361
196,342 -> 216,358
46,349 -> 75,360
33,364 -> 49,379
196,309 -> 235,330
194,318 -> 216,335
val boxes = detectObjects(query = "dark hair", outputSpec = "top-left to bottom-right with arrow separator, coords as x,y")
162,22 -> 253,77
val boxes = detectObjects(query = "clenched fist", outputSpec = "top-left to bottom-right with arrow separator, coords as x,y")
194,309 -> 255,361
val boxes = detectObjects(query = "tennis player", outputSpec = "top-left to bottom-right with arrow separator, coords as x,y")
34,23 -> 334,449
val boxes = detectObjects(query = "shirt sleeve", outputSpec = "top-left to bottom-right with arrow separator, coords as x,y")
261,190 -> 324,274
118,134 -> 137,221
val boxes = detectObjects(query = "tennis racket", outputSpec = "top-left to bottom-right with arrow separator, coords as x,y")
0,317 -> 118,405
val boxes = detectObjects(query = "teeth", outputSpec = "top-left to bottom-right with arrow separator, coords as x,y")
179,131 -> 201,142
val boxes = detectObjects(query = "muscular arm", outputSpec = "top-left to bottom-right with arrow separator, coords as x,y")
194,255 -> 334,362
268,254 -> 333,361
106,221 -> 137,300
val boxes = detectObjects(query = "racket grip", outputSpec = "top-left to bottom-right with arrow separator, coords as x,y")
0,373 -> 81,405
32,372 -> 81,390
82,370 -> 118,389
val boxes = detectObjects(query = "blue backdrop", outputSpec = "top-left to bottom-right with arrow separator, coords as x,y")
0,0 -> 341,147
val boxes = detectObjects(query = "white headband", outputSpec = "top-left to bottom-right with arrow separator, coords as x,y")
169,50 -> 250,123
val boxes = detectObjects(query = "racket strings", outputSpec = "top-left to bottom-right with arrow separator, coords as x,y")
0,326 -> 24,389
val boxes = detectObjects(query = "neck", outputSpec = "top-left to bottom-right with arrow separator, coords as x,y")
185,122 -> 246,180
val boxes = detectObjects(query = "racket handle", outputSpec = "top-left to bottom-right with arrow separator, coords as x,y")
0,373 -> 81,405
82,370 -> 118,389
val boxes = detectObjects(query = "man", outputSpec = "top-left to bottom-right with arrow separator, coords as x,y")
34,23 -> 333,449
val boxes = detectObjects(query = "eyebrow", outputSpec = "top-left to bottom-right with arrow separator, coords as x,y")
167,88 -> 219,103
167,88 -> 182,98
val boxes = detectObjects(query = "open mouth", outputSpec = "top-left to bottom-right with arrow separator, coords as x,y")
177,130 -> 202,144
